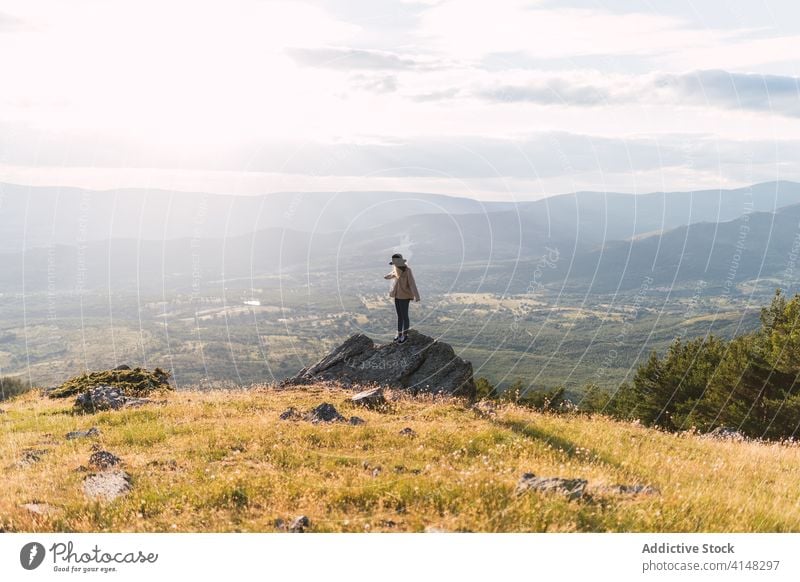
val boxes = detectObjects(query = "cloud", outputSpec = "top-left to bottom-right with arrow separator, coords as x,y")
478,79 -> 611,106
4,121 -> 794,184
472,70 -> 800,118
663,34 -> 800,70
350,74 -> 398,94
418,1 -> 737,61
0,11 -> 25,32
286,46 -> 432,70
657,70 -> 800,118
411,88 -> 461,102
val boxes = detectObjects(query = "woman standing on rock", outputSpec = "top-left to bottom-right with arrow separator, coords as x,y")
384,253 -> 420,343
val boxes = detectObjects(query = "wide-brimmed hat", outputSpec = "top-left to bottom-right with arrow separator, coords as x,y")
389,253 -> 407,267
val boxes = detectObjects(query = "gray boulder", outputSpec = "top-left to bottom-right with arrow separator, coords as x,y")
74,385 -> 153,413
282,331 -> 475,399
83,470 -> 131,501
306,403 -> 345,423
82,450 -> 130,501
515,473 -> 588,501
350,387 -> 387,409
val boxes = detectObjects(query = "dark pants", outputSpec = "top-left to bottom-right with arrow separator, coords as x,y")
394,298 -> 411,334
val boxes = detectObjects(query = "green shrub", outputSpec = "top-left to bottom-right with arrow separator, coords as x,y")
0,376 -> 31,401
607,289 -> 800,439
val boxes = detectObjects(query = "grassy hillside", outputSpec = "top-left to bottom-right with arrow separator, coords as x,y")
2,385 -> 799,533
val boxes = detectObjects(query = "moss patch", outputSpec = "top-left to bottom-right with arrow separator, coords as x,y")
48,367 -> 173,399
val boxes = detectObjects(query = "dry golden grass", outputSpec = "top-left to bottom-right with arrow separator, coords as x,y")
2,385 -> 799,533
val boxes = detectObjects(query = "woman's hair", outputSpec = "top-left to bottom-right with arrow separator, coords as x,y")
396,265 -> 408,272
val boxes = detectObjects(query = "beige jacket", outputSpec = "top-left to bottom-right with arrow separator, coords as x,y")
384,266 -> 420,301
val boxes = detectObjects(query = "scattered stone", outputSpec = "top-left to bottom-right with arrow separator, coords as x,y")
515,473 -> 588,501
146,459 -> 178,471
424,526 -> 449,533
122,397 -> 153,409
306,403 -> 345,423
21,502 -> 55,516
282,331 -> 476,399
379,519 -> 398,528
17,448 -> 46,467
362,461 -> 382,477
82,470 -> 132,501
274,518 -> 286,531
399,427 -> 416,438
88,450 -> 121,471
393,465 -> 422,475
349,416 -> 366,426
350,387 -> 387,409
66,427 -> 101,440
705,426 -> 746,441
290,515 -> 310,533
596,484 -> 661,497
113,364 -> 131,371
279,407 -> 301,420
74,385 -> 154,413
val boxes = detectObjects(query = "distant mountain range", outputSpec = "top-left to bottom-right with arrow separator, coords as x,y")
551,202 -> 800,293
0,183 -> 506,252
3,181 -> 800,295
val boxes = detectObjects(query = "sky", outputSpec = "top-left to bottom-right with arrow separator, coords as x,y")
1,0 -> 799,200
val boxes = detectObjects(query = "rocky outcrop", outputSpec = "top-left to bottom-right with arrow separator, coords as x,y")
282,331 -> 475,399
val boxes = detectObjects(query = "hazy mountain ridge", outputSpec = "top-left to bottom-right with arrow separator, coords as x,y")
0,183 -> 509,252
550,201 -> 800,293
4,181 -> 800,294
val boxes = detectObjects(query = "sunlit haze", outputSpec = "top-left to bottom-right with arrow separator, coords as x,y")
2,0 -> 800,199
